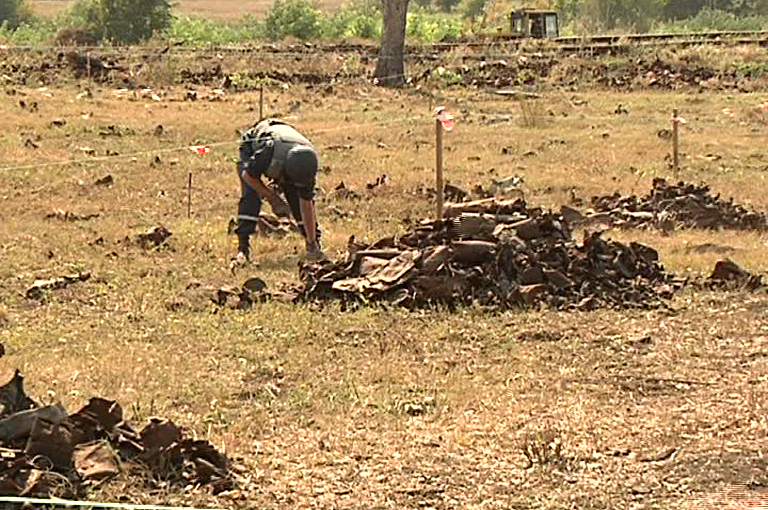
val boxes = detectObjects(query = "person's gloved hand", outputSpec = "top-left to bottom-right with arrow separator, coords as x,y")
268,194 -> 291,218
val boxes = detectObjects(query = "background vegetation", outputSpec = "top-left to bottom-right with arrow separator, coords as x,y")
0,0 -> 766,46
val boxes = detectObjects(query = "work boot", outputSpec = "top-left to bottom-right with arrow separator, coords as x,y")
305,241 -> 326,263
237,235 -> 251,260
229,237 -> 251,274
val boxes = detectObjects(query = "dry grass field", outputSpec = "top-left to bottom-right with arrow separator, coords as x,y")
32,0 -> 348,20
1,44 -> 768,509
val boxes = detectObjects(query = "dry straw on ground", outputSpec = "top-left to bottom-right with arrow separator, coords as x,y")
0,42 -> 767,509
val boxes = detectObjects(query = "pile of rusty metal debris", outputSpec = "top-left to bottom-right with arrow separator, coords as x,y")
586,178 -> 768,231
0,371 -> 234,498
298,197 -> 680,311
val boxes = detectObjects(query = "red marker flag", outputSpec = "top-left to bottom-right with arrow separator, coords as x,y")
434,107 -> 455,132
189,145 -> 211,156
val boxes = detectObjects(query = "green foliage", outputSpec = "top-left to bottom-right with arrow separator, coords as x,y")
5,0 -> 763,47
406,7 -> 462,41
579,0 -> 666,32
264,0 -> 324,41
171,15 -> 264,46
430,66 -> 462,86
653,7 -> 768,32
0,0 -> 31,29
64,0 -> 171,44
434,0 -> 461,13
664,0 -> 768,18
458,0 -> 487,20
325,0 -> 382,39
0,18 -> 57,44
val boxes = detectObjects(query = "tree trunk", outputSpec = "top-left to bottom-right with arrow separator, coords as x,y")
375,0 -> 410,87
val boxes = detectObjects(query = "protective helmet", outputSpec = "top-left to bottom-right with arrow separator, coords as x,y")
284,146 -> 318,188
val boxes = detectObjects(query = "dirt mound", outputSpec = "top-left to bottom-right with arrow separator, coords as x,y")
298,198 -> 678,311
416,55 -> 762,91
415,56 -> 556,88
0,371 -> 235,499
588,178 -> 768,231
591,56 -> 760,91
178,66 -> 333,88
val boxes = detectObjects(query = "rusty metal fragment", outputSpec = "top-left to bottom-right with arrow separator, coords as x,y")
297,197 -> 682,310
589,178 -> 768,231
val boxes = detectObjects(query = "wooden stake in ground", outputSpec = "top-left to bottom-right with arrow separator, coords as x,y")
187,172 -> 192,218
435,114 -> 445,221
86,52 -> 91,83
672,108 -> 680,177
433,107 -> 455,221
166,38 -> 173,86
259,83 -> 264,120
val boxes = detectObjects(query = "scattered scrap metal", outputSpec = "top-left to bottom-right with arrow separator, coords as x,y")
45,209 -> 101,222
706,259 -> 763,291
0,371 -> 235,498
586,178 -> 768,231
26,273 -> 91,300
298,197 -> 679,311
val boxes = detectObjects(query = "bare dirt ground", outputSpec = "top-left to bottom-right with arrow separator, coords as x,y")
1,45 -> 768,509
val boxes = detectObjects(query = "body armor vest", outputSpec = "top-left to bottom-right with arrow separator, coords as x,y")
262,124 -> 313,181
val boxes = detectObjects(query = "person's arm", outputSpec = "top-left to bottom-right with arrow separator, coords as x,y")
299,197 -> 319,248
241,172 -> 290,217
241,172 -> 275,200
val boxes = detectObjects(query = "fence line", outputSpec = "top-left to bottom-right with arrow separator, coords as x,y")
0,114 -> 428,173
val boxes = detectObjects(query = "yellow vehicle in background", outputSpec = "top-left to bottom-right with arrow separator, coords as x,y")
505,8 -> 560,38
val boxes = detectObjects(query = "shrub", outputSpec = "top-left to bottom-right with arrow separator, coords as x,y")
171,16 -> 265,46
264,0 -> 324,41
434,0 -> 460,13
458,0 -> 487,21
407,8 -> 462,42
0,19 -> 57,45
0,0 -> 32,29
64,0 -> 171,44
653,8 -> 768,33
325,0 -> 381,39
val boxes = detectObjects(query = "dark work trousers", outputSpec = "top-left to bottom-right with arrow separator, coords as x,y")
235,170 -> 322,254
235,164 -> 263,254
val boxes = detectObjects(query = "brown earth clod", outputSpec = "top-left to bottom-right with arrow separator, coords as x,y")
135,226 -> 172,249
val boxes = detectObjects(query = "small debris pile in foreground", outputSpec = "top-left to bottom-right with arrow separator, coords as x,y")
0,371 -> 234,498
588,178 -> 768,231
299,198 -> 678,311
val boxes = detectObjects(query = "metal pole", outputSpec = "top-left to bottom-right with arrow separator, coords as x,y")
187,172 -> 192,218
436,118 -> 445,221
